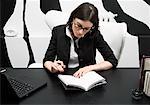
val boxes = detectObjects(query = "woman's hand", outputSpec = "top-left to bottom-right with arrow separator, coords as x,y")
73,66 -> 92,78
44,60 -> 66,73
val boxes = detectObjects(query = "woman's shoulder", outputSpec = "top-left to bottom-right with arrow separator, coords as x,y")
53,24 -> 67,31
91,30 -> 105,41
90,29 -> 102,37
94,29 -> 102,35
52,24 -> 67,38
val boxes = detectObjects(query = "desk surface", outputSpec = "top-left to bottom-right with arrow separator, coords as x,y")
1,68 -> 150,105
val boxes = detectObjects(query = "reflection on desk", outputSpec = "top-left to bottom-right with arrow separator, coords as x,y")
1,68 -> 150,105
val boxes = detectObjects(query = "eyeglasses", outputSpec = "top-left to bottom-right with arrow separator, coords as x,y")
73,21 -> 94,33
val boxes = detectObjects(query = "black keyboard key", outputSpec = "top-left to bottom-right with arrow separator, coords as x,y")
7,77 -> 34,97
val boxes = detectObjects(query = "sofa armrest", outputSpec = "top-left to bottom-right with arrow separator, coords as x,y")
28,63 -> 43,68
117,32 -> 140,68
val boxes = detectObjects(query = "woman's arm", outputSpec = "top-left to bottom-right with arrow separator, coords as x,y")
43,27 -> 65,73
74,31 -> 117,78
73,61 -> 112,78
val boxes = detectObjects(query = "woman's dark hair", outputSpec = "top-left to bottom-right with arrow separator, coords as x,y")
67,2 -> 99,31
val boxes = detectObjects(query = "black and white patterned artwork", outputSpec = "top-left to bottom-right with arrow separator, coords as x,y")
1,0 -> 150,68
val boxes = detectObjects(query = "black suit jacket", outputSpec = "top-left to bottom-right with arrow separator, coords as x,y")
43,25 -> 118,68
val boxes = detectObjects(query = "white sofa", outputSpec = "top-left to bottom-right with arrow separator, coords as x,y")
3,0 -> 140,68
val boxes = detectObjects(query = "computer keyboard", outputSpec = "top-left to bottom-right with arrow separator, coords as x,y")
8,77 -> 34,97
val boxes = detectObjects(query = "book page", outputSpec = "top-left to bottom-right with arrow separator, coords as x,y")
143,71 -> 148,93
58,71 -> 106,91
147,73 -> 150,96
144,72 -> 150,96
87,81 -> 107,91
58,75 -> 82,86
78,71 -> 105,91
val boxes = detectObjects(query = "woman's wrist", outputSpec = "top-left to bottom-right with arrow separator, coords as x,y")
44,61 -> 53,72
85,65 -> 95,72
86,64 -> 102,71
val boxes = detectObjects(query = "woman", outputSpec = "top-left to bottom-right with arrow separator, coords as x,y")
43,2 -> 118,78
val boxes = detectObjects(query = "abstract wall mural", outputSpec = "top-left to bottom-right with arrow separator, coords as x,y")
143,0 -> 150,5
1,0 -> 16,67
1,0 -> 150,68
102,0 -> 150,35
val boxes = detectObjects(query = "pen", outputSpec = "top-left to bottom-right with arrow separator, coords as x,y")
0,69 -> 7,73
57,62 -> 65,69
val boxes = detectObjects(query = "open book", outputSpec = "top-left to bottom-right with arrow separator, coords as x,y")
58,71 -> 106,91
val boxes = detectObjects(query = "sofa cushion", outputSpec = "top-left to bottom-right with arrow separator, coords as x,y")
45,10 -> 69,30
99,22 -> 126,59
95,22 -> 126,63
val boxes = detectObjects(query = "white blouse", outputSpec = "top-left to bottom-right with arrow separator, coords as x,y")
66,27 -> 79,68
